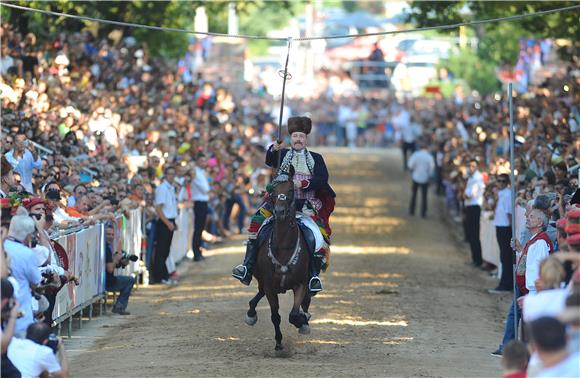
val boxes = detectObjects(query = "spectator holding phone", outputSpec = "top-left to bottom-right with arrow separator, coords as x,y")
4,133 -> 42,194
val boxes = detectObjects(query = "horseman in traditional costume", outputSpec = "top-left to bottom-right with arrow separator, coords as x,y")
232,116 -> 336,293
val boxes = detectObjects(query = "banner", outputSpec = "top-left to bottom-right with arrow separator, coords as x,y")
73,226 -> 104,311
169,208 -> 193,264
52,233 -> 76,321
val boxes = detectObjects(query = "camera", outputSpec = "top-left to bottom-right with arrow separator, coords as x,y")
46,333 -> 59,354
122,252 -> 138,262
120,251 -> 139,263
40,270 -> 59,287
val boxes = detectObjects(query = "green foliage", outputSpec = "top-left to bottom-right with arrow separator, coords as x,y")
444,49 -> 501,95
407,1 -> 579,65
238,0 -> 298,58
1,0 -> 296,58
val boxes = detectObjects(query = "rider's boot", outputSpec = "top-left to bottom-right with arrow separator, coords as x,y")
308,256 -> 323,293
232,239 -> 258,286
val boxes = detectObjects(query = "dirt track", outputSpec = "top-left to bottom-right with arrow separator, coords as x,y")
68,148 -> 507,377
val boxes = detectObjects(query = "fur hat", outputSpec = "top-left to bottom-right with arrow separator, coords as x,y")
8,206 -> 36,242
287,116 -> 312,136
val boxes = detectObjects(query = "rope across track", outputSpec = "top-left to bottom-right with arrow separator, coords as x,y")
2,2 -> 579,42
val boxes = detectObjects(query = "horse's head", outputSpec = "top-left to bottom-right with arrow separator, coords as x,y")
272,165 -> 296,221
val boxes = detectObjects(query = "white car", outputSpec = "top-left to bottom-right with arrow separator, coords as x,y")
391,54 -> 439,97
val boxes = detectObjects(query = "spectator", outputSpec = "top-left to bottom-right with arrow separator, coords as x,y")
1,155 -> 15,198
501,340 -> 528,378
492,208 -> 553,356
4,133 -> 42,194
66,184 -> 87,207
3,207 -> 41,336
408,139 -> 435,218
558,291 -> 580,354
7,322 -> 68,378
523,257 -> 568,323
392,106 -> 414,171
528,317 -> 580,378
104,224 -> 135,315
1,278 -> 21,378
489,173 -> 514,294
463,158 -> 485,267
152,165 -> 178,284
65,194 -> 113,223
43,184 -> 80,227
190,155 -> 210,261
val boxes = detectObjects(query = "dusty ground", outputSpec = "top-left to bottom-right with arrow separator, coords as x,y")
67,148 -> 508,377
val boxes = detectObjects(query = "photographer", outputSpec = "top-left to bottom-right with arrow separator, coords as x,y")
104,224 -> 135,315
3,207 -> 41,337
7,322 -> 68,378
1,278 -> 21,378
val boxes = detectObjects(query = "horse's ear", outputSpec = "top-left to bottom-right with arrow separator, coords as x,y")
288,165 -> 295,178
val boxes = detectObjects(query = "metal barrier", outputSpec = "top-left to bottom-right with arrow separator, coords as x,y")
50,208 -> 144,328
51,223 -> 106,326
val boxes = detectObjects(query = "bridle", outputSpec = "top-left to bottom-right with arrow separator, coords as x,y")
273,182 -> 295,222
269,178 -> 301,285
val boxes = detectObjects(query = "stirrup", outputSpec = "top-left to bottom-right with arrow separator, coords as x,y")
232,265 -> 251,285
308,276 -> 323,292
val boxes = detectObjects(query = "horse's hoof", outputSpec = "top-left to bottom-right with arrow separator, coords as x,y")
245,314 -> 258,326
299,324 -> 310,335
275,344 -> 284,351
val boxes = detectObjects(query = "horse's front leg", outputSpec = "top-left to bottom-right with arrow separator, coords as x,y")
265,290 -> 283,351
289,284 -> 309,334
246,289 -> 264,326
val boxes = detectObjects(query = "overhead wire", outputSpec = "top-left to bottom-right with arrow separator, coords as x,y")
1,2 -> 579,42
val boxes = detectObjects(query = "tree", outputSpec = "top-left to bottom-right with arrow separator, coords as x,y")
1,1 -> 296,58
407,1 -> 579,65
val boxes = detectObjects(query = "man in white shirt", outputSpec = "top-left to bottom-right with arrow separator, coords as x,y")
529,317 -> 580,378
190,155 -> 210,262
492,208 -> 553,357
463,159 -> 485,267
392,107 -> 414,171
3,207 -> 41,337
152,165 -> 178,284
408,140 -> 435,218
4,133 -> 43,194
337,97 -> 357,147
8,322 -> 68,378
490,173 -> 514,294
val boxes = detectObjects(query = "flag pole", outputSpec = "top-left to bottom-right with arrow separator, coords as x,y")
508,82 -> 518,340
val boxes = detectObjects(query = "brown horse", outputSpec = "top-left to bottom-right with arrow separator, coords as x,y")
244,166 -> 312,351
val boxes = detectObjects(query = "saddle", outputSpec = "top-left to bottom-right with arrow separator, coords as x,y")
257,218 -> 316,256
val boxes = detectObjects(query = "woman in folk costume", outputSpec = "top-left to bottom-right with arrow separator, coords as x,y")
232,116 -> 336,293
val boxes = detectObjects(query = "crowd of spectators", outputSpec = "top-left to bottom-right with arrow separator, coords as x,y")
388,59 -> 580,373
0,24 -> 280,376
0,19 -> 578,377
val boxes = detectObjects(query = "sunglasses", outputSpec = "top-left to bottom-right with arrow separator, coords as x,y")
497,180 -> 508,183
